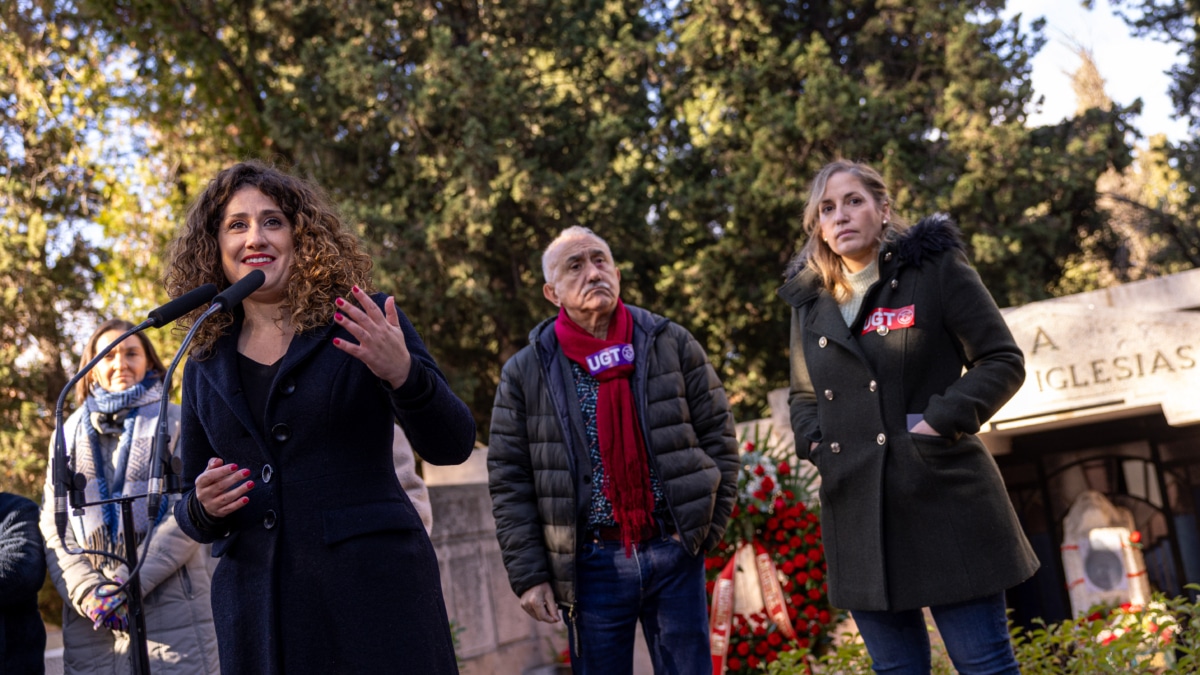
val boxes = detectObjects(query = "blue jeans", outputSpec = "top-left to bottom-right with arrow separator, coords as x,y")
851,592 -> 1019,675
566,531 -> 711,675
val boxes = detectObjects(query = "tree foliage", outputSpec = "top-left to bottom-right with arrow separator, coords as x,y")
1,1 -> 111,500
5,0 -> 1175,446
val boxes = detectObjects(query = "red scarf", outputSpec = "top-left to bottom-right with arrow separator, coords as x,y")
555,300 -> 654,554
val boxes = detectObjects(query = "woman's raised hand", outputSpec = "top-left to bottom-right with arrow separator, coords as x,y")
331,286 -> 413,390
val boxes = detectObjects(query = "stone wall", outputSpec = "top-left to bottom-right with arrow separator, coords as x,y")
429,479 -> 566,675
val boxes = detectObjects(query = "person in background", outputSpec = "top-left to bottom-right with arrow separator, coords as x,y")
488,226 -> 739,674
165,161 -> 474,674
778,159 -> 1037,675
40,319 -> 220,674
393,425 -> 434,535
1,491 -> 47,675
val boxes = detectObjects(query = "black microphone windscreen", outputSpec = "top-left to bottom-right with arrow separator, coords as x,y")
147,283 -> 219,327
213,269 -> 266,311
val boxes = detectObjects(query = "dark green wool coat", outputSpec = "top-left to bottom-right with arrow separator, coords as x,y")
488,305 -> 739,608
777,214 -> 1039,612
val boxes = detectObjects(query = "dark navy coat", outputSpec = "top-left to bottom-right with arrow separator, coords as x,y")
0,492 -> 46,675
778,216 -> 1039,612
174,294 -> 474,674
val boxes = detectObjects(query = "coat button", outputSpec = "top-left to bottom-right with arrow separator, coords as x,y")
869,380 -> 878,392
830,442 -> 841,454
876,325 -> 889,336
824,389 -> 834,400
263,510 -> 277,529
884,251 -> 893,262
261,464 -> 274,483
876,433 -> 887,445
818,336 -> 828,348
279,379 -> 296,395
891,279 -> 899,289
271,423 -> 291,443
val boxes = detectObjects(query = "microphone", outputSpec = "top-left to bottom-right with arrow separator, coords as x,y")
213,269 -> 266,311
147,270 -> 266,516
146,283 -> 218,327
54,283 -> 221,542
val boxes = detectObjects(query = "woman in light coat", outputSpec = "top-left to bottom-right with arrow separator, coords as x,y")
778,160 -> 1038,674
41,319 -> 220,674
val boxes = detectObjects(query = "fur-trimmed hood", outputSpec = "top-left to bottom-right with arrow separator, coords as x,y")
781,212 -> 966,290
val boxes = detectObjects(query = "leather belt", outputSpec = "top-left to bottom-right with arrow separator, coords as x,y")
593,519 -> 673,543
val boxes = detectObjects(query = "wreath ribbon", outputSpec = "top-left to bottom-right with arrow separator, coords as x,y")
709,541 -> 797,674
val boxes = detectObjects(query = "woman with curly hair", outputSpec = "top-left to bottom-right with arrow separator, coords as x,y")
165,161 -> 475,674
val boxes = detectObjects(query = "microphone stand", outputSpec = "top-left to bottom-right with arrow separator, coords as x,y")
52,286 -> 221,675
52,324 -> 157,675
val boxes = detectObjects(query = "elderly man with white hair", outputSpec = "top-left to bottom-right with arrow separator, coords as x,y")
488,226 -> 739,674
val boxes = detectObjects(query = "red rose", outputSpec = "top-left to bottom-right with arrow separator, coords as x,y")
754,465 -> 765,476
753,490 -> 767,501
779,462 -> 791,475
776,544 -> 790,555
790,535 -> 803,548
774,497 -> 786,511
761,476 -> 775,491
795,571 -> 809,584
798,637 -> 810,649
783,518 -> 797,529
783,579 -> 794,592
736,642 -> 750,656
747,504 -> 758,514
793,552 -> 808,566
754,626 -> 766,637
791,593 -> 805,606
782,562 -> 795,574
767,632 -> 783,647
766,651 -> 779,663
804,533 -> 817,545
808,588 -> 821,601
775,531 -> 787,542
730,504 -> 739,518
810,568 -> 823,581
1130,531 -> 1142,544
767,517 -> 779,530
727,657 -> 741,671
819,609 -> 831,624
805,605 -> 819,619
755,641 -> 770,655
748,656 -> 760,669
744,441 -> 756,451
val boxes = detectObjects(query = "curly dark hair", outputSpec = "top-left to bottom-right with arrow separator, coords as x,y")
163,161 -> 374,354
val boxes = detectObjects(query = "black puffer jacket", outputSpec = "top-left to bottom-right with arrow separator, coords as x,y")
488,305 -> 739,607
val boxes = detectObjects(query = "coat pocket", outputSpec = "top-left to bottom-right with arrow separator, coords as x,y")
322,500 -> 424,547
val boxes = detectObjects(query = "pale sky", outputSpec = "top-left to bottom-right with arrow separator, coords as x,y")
1003,0 -> 1190,143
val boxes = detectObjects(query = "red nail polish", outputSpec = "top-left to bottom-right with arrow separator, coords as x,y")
333,338 -> 341,346
241,497 -> 249,505
244,481 -> 255,490
334,312 -> 343,321
335,297 -> 345,307
352,285 -> 360,293
228,464 -> 238,472
242,469 -> 251,477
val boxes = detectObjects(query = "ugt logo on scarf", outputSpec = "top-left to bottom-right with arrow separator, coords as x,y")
586,344 -> 635,376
